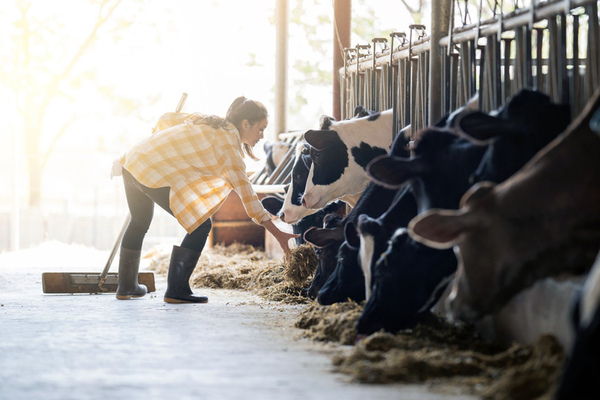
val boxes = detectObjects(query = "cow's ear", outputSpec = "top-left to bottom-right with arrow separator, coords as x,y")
261,196 -> 284,216
344,222 -> 360,249
408,208 -> 473,249
319,115 -> 336,130
304,226 -> 344,248
304,130 -> 340,151
263,141 -> 273,153
366,154 -> 428,189
456,112 -> 513,144
460,181 -> 495,208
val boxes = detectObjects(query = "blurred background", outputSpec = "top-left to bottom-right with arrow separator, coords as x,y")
0,0 -> 425,251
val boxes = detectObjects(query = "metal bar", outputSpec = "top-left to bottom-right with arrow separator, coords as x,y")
439,0 -> 596,46
342,38 -> 431,75
558,13 -> 570,104
502,38 -> 513,102
390,32 -> 405,137
589,2 -> 600,91
429,0 -> 451,124
534,27 -> 545,90
572,14 -> 581,113
450,52 -> 459,112
371,38 -> 388,111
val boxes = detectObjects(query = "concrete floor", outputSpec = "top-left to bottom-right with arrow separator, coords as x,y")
0,242 -> 477,400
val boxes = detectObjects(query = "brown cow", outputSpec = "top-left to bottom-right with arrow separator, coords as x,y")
408,88 -> 600,322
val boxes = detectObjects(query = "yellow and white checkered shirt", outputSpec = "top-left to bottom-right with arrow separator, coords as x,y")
120,112 -> 270,233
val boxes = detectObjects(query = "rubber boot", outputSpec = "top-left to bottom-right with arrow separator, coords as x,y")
164,245 -> 208,303
116,247 -> 147,300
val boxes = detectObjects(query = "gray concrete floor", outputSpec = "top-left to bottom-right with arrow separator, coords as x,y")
0,243 -> 478,400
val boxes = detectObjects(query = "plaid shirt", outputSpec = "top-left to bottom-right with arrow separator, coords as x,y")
120,112 -> 270,233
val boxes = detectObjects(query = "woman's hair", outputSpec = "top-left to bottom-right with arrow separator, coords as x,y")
197,96 -> 268,160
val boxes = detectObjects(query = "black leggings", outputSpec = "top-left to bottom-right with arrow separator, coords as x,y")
121,169 -> 212,253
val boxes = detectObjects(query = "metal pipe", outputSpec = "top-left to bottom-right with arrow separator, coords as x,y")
439,0 -> 596,46
275,0 -> 288,141
333,0 -> 351,121
429,0 -> 452,124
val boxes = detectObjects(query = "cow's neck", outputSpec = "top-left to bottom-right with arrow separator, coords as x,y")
340,192 -> 362,208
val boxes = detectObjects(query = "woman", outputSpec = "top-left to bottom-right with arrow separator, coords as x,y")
115,96 -> 298,303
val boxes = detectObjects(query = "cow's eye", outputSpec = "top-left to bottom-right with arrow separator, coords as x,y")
314,152 -> 320,159
296,173 -> 302,180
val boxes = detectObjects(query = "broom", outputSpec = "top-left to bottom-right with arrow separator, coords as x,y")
41,93 -> 188,294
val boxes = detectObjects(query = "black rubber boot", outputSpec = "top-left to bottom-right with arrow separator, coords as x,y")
164,245 -> 208,303
116,247 -> 147,300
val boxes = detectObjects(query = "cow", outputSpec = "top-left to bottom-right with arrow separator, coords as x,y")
261,195 -> 345,246
303,213 -> 347,299
407,88 -> 600,323
357,228 -> 456,334
303,181 -> 400,302
306,129 -> 414,303
263,141 -> 292,176
301,109 -> 394,210
278,107 -> 375,225
353,185 -> 417,300
555,249 -> 600,400
358,89 -> 572,334
316,98 -> 480,308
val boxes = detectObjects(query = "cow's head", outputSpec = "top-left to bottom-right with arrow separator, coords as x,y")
301,111 -> 392,209
317,241 -> 365,305
303,215 -> 345,299
367,128 -> 486,212
407,182 -> 516,321
280,142 -> 316,224
456,89 -> 571,185
357,229 -> 456,335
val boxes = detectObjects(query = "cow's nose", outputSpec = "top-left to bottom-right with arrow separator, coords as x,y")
301,198 -> 307,207
281,213 -> 286,223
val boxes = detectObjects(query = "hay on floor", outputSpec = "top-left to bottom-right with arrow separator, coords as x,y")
146,242 -> 318,304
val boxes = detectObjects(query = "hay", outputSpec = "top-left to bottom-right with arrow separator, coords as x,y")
294,301 -> 363,345
283,244 -> 318,284
146,243 -> 566,399
324,316 -> 565,399
145,242 -> 314,304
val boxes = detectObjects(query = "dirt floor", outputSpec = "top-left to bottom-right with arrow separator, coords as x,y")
0,241 -> 478,400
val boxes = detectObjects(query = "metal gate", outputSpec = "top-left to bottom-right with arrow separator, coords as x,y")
339,0 -> 600,136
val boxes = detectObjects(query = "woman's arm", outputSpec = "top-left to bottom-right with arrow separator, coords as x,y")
262,220 -> 300,254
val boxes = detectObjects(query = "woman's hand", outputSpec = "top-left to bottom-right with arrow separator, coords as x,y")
262,220 -> 300,254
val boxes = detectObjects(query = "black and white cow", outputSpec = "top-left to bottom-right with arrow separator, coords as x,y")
408,88 -> 600,322
358,89 -> 571,334
307,130 -> 414,304
555,249 -> 600,400
315,100 -> 480,308
278,107 -> 375,224
263,141 -> 292,176
357,228 -> 456,334
301,109 -> 394,210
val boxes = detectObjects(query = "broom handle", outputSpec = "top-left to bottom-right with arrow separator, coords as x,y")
98,92 -> 188,288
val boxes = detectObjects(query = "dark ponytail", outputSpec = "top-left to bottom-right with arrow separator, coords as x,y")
191,96 -> 268,160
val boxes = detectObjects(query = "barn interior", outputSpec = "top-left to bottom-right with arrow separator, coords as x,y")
2,1 -> 599,399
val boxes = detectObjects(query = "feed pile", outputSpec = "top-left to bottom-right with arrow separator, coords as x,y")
146,243 -> 318,304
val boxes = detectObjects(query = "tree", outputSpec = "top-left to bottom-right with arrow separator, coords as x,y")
278,0 -> 427,126
0,0 -> 146,207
